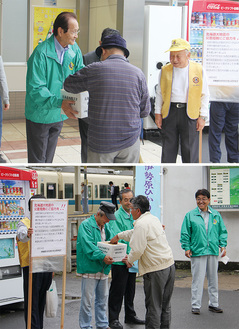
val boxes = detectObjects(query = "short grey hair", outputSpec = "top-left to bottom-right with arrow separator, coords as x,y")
119,189 -> 134,201
130,195 -> 150,214
97,209 -> 105,217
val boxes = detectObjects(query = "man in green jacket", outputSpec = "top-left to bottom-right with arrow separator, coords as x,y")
180,189 -> 228,315
77,201 -> 116,329
108,189 -> 145,329
25,12 -> 84,163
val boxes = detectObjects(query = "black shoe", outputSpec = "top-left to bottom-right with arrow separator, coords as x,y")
191,308 -> 200,315
125,316 -> 145,324
208,306 -> 223,313
109,319 -> 123,329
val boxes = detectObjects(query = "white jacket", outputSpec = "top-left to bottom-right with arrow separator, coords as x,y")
118,212 -> 174,276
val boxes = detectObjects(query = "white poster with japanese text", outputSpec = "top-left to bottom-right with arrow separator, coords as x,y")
31,199 -> 68,257
203,29 -> 239,86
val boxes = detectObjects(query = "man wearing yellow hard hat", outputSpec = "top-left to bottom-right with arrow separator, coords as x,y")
155,38 -> 209,163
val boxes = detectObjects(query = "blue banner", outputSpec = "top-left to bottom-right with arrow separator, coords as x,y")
135,166 -> 161,220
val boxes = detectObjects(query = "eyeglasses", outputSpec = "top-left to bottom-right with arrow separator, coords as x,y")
196,198 -> 208,202
68,29 -> 80,36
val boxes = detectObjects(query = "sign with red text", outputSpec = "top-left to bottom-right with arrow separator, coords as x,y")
203,29 -> 239,86
31,199 -> 68,257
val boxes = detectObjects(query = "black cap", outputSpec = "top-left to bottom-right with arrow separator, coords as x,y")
99,201 -> 116,220
95,34 -> 130,58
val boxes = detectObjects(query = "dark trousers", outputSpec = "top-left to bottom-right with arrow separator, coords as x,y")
78,118 -> 89,163
108,264 -> 136,322
23,267 -> 52,329
26,119 -> 63,163
209,101 -> 239,163
111,195 -> 118,210
161,105 -> 199,163
143,265 -> 175,329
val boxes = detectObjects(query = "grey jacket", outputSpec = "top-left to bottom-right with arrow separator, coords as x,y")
0,56 -> 9,104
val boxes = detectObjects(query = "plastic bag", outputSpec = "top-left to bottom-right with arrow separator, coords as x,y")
45,280 -> 58,318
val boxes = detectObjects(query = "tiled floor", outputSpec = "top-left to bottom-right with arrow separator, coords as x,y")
1,119 -> 175,164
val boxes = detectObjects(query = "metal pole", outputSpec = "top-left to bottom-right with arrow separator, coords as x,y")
83,166 -> 88,213
74,166 -> 82,212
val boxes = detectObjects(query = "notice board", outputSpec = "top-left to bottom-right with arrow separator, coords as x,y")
31,199 -> 68,258
209,167 -> 239,210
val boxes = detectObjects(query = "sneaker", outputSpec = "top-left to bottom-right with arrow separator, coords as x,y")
192,308 -> 200,315
208,306 -> 223,313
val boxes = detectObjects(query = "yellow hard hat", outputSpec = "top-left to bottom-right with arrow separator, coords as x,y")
165,38 -> 191,52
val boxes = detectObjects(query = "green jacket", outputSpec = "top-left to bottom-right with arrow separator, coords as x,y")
109,206 -> 134,265
76,215 -> 114,275
25,35 -> 84,124
180,206 -> 228,257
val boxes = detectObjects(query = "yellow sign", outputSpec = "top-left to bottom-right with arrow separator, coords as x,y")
33,7 -> 74,50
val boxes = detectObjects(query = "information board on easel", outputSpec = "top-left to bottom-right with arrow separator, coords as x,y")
28,199 -> 68,329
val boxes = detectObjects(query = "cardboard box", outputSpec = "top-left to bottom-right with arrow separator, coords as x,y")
61,89 -> 89,118
97,242 -> 127,262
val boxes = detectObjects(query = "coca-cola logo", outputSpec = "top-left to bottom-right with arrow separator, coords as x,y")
31,171 -> 38,180
207,4 -> 221,10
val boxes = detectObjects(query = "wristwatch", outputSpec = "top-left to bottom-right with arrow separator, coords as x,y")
199,116 -> 207,121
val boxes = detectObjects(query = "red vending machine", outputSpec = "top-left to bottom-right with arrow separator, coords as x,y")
0,167 -> 38,306
187,0 -> 239,62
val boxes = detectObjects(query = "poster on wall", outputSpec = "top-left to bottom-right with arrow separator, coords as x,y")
33,7 -> 74,50
188,0 -> 239,63
203,29 -> 239,86
135,166 -> 161,220
31,199 -> 68,257
209,167 -> 239,209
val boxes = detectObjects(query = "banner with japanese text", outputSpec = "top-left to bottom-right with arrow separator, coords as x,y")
135,166 -> 161,220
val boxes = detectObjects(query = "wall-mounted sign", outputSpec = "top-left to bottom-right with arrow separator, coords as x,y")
33,7 -> 74,50
203,29 -> 239,86
209,167 -> 239,209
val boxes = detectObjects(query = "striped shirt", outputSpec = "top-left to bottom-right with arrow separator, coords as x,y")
64,54 -> 150,153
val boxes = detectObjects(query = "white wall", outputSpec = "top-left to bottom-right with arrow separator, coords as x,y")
162,166 -> 239,263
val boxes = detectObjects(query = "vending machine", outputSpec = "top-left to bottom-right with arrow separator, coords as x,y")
0,167 -> 38,306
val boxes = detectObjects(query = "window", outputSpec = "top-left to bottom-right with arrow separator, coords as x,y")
65,183 -> 73,199
100,185 -> 110,199
47,183 -> 56,198
88,185 -> 92,198
95,185 -> 98,198
40,183 -> 44,196
1,0 -> 28,61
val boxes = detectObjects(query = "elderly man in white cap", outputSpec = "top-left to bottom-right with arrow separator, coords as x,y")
155,38 -> 209,163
